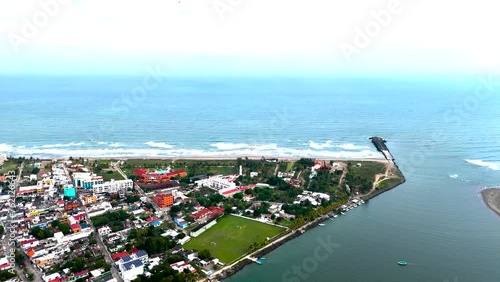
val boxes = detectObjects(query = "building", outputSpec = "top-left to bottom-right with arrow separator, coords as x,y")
116,250 -> 148,282
170,261 -> 197,274
190,218 -> 218,237
71,270 -> 89,281
138,169 -> 187,183
0,257 -> 12,271
98,226 -> 112,236
153,194 -> 174,208
63,185 -> 77,198
73,173 -> 104,189
93,179 -> 133,195
70,223 -> 82,233
191,206 -> 224,222
81,195 -> 97,205
174,217 -> 188,229
195,176 -> 236,191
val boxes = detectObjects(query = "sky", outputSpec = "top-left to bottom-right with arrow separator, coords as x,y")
0,0 -> 499,77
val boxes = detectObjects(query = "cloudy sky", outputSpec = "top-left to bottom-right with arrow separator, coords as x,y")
0,0 -> 498,76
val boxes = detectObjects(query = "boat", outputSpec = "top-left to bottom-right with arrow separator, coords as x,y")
318,223 -> 326,226
333,215 -> 338,218
340,212 -> 345,215
259,257 -> 266,260
397,260 -> 408,266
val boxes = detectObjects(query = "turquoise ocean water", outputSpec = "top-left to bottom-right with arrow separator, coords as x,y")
1,75 -> 500,281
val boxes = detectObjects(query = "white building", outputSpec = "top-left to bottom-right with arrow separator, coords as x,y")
117,250 -> 149,282
87,201 -> 113,217
53,228 -> 93,244
170,261 -> 197,274
195,176 -> 236,191
0,257 -> 12,271
93,179 -> 133,195
98,226 -> 112,236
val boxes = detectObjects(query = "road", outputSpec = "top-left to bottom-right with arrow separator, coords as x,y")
62,164 -> 124,282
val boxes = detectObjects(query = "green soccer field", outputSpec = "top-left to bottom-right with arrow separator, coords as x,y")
184,215 -> 285,263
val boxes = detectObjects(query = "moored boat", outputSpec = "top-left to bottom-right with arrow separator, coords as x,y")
397,260 -> 408,266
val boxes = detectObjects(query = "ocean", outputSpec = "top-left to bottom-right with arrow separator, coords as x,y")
1,75 -> 500,281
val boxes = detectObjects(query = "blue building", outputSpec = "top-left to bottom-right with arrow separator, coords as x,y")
174,217 -> 189,229
64,185 -> 77,198
72,173 -> 104,189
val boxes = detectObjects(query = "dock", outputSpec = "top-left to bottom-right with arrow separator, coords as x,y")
369,136 -> 394,163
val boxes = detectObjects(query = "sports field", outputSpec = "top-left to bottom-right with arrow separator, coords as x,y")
184,215 -> 285,263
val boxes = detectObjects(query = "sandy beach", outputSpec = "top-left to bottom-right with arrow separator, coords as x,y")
82,156 -> 387,162
480,188 -> 500,217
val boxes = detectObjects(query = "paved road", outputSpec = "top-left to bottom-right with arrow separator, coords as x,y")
62,164 -> 124,282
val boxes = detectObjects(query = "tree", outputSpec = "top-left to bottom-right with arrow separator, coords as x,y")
233,192 -> 244,200
198,249 -> 211,260
15,249 -> 25,265
58,223 -> 71,235
0,225 -> 4,235
31,167 -> 40,174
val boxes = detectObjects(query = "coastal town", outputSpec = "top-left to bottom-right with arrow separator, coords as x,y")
0,139 -> 405,282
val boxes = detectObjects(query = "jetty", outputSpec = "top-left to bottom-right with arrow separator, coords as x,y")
370,136 -> 395,163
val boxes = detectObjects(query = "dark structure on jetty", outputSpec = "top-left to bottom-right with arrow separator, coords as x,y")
370,136 -> 394,163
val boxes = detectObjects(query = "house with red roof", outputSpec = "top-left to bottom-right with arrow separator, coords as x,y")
191,206 -> 224,222
0,257 -> 12,271
19,238 -> 39,249
70,223 -> 82,233
56,200 -> 65,208
146,216 -> 159,223
112,251 -> 129,260
72,270 -> 89,281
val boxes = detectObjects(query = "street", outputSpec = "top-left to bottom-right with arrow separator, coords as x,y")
62,164 -> 123,282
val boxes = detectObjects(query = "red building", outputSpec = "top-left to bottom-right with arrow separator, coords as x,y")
191,206 -> 224,221
139,170 -> 187,183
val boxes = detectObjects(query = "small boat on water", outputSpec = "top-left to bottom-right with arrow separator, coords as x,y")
340,212 -> 345,215
333,214 -> 338,218
318,223 -> 326,226
397,260 -> 408,266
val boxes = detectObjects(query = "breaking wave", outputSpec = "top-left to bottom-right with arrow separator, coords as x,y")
465,159 -> 500,171
0,142 -> 383,159
144,141 -> 175,149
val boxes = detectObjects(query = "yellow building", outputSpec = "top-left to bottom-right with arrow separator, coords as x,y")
28,210 -> 39,217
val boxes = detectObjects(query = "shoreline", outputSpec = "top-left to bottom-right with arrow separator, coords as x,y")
480,188 -> 500,217
16,156 -> 387,162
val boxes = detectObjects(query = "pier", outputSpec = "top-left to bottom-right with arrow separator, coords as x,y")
370,136 -> 394,163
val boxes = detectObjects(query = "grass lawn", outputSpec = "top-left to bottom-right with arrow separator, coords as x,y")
102,170 -> 125,181
0,160 -> 19,176
377,177 -> 404,190
184,215 -> 285,263
348,161 -> 387,182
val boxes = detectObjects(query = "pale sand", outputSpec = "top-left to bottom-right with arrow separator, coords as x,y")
480,188 -> 500,217
82,156 -> 387,162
